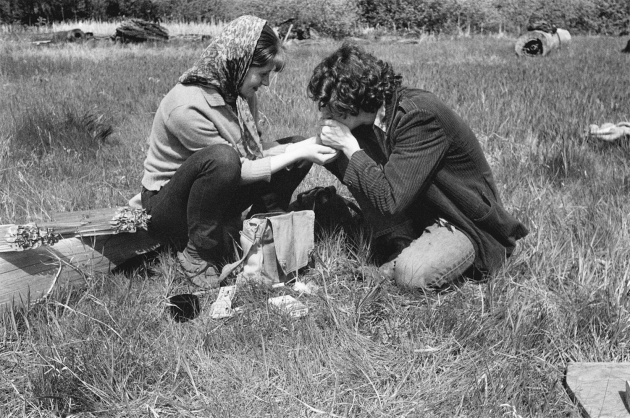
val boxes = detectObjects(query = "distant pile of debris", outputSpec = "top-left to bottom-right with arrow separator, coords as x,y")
32,28 -> 93,45
274,18 -> 319,42
31,19 -> 169,46
527,20 -> 557,34
515,20 -> 571,57
113,19 -> 168,43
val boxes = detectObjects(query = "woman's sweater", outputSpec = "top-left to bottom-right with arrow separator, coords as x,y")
142,83 -> 288,191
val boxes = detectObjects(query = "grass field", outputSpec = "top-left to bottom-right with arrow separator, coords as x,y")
0,20 -> 228,37
1,32 -> 630,417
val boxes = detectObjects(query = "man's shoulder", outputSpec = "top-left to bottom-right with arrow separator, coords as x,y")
397,87 -> 442,113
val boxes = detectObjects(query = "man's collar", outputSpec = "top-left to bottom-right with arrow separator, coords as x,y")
374,87 -> 402,133
374,103 -> 387,132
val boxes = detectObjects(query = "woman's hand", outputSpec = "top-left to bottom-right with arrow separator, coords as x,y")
285,135 -> 319,154
319,119 -> 361,158
289,141 -> 339,165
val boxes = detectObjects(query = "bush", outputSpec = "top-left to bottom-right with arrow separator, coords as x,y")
157,0 -> 359,39
355,0 -> 630,35
215,0 -> 359,39
1,0 -> 628,36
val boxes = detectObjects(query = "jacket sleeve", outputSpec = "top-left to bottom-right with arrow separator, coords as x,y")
342,109 -> 450,216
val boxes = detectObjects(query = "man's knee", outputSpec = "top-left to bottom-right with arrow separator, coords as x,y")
388,225 -> 475,290
393,251 -> 474,289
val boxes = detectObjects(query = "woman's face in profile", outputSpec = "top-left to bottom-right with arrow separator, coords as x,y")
239,62 -> 275,99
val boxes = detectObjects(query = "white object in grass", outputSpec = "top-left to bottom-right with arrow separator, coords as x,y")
268,295 -> 308,318
210,286 -> 235,319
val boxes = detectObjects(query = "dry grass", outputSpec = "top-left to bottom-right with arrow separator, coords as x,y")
1,33 -> 630,417
0,19 -> 227,38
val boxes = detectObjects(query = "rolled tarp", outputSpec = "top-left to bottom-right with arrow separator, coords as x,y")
514,29 -> 571,57
556,28 -> 571,46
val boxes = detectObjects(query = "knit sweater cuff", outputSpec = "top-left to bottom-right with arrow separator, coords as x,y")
241,157 -> 271,184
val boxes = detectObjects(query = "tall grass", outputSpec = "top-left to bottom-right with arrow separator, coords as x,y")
0,19 -> 227,37
1,34 -> 630,416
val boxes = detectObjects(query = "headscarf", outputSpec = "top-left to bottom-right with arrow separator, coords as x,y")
179,15 -> 266,159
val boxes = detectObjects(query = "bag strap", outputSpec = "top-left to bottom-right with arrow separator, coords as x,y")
218,210 -> 321,282
218,218 -> 268,281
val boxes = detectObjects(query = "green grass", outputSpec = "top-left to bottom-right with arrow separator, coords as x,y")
1,20 -> 228,38
1,34 -> 630,417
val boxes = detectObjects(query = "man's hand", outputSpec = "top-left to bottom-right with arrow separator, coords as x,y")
319,119 -> 361,158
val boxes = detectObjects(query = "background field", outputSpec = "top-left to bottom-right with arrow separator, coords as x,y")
1,33 -> 630,417
2,0 -> 629,38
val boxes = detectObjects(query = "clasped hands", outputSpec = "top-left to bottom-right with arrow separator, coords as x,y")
318,119 -> 361,158
286,116 -> 360,165
285,137 -> 337,166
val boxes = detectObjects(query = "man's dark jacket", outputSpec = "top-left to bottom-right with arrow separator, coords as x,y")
328,87 -> 529,274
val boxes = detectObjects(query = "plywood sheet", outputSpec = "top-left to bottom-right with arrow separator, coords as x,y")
566,362 -> 630,418
0,208 -> 160,310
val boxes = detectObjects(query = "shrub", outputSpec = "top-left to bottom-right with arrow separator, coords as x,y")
156,0 -> 359,39
356,0 -> 630,35
216,0 -> 359,39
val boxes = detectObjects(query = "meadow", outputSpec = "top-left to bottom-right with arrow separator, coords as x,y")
1,29 -> 630,417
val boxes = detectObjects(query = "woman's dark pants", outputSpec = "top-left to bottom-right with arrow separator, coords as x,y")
141,143 -> 311,259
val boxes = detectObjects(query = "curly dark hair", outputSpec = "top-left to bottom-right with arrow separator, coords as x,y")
307,42 -> 402,117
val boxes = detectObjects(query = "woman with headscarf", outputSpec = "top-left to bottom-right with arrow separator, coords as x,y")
140,16 -> 336,289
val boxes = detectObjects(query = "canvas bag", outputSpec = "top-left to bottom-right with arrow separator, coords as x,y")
219,210 -> 315,286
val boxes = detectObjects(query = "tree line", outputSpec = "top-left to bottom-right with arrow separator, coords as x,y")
1,0 -> 629,36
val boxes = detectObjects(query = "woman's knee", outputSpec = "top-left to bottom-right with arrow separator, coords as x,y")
278,135 -> 306,144
196,144 -> 241,182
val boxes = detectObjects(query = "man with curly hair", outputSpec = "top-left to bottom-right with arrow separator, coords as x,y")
308,42 -> 529,290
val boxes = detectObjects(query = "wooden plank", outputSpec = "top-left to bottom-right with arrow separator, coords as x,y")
566,362 -> 630,417
0,229 -> 160,310
50,207 -> 121,223
1,207 -> 149,252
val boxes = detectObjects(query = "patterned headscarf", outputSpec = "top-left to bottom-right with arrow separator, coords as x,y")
179,15 -> 266,159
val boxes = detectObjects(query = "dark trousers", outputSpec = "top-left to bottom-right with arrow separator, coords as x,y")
142,142 -> 311,258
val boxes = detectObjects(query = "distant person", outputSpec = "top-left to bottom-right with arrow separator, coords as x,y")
308,43 -> 529,290
140,15 -> 336,288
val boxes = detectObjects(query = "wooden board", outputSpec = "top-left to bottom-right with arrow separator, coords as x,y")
566,362 -> 630,417
0,207 -> 160,310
